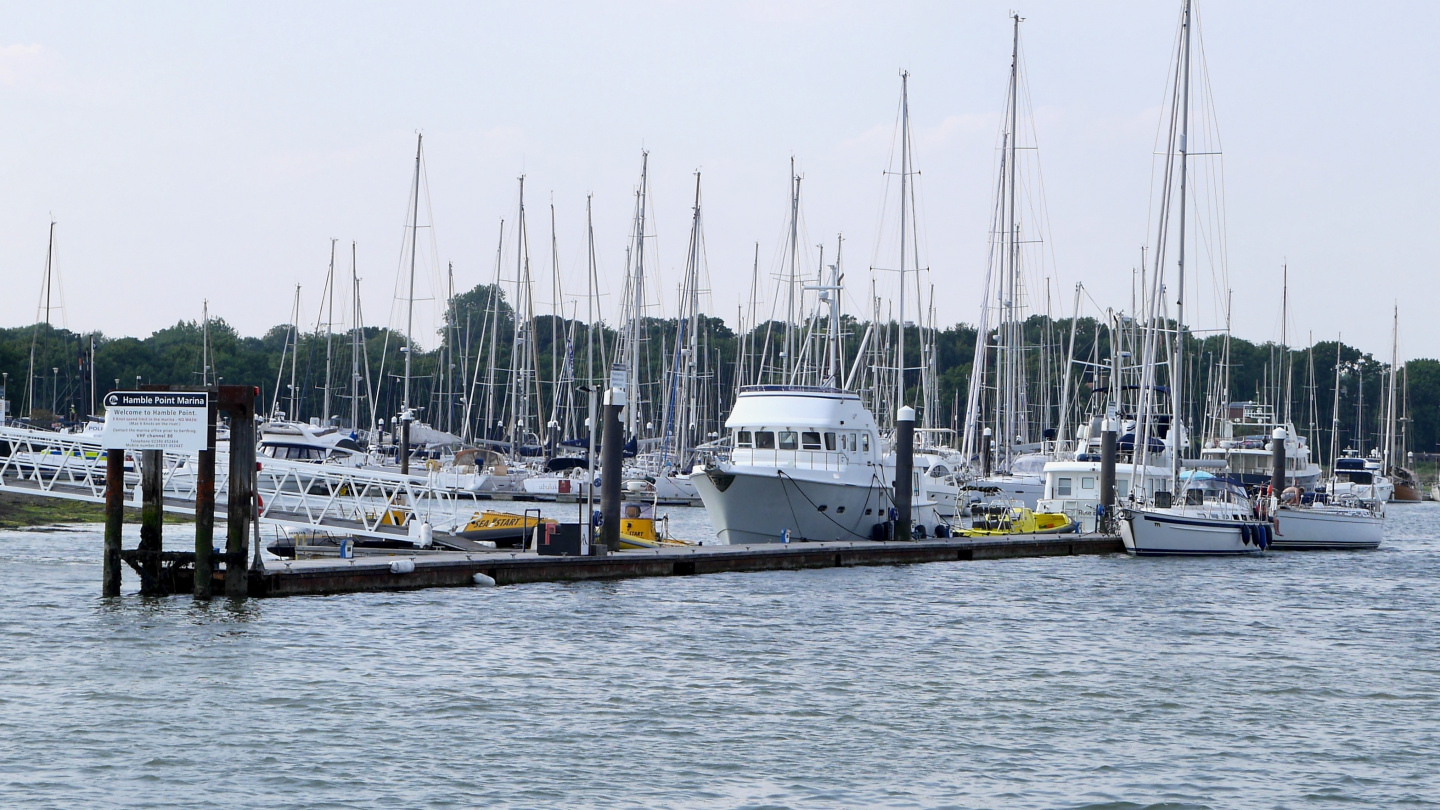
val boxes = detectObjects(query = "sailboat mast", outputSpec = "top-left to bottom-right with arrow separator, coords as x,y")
350,242 -> 361,432
1170,0 -> 1193,485
586,195 -> 597,390
1384,306 -> 1398,470
1330,337 -> 1342,473
26,220 -> 56,417
323,238 -> 337,425
201,299 -> 212,388
896,71 -> 910,416
627,153 -> 649,437
510,176 -> 530,459
483,219 -> 504,441
1281,262 -> 1292,425
1003,17 -> 1021,460
786,158 -> 799,382
403,134 -> 422,428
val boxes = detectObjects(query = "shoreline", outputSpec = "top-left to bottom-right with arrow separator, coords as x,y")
0,491 -> 195,530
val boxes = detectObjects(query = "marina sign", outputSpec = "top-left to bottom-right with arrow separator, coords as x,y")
101,391 -> 209,453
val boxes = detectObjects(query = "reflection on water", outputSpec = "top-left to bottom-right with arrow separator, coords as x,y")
1,504 -> 1438,806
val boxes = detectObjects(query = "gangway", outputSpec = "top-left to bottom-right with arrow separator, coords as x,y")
0,423 -> 483,542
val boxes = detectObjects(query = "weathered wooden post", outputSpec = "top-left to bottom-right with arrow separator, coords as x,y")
193,393 -> 218,599
1099,418 -> 1117,534
399,411 -> 411,476
225,388 -> 256,599
138,449 -> 164,595
894,406 -> 915,541
600,386 -> 625,552
103,448 -> 125,597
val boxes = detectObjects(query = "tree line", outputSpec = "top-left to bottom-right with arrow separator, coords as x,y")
2,281 -> 1436,465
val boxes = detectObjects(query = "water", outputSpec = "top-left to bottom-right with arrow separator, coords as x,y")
2,504 -> 1438,808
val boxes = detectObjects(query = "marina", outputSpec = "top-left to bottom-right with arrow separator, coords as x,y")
3,1 -> 1439,805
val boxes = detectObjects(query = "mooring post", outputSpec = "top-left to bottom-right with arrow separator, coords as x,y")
1099,418 -> 1117,533
226,392 -> 256,599
103,448 -> 125,597
193,394 -> 218,599
139,449 -> 164,595
399,411 -> 411,476
1270,427 -> 1287,504
981,427 -> 993,478
894,406 -> 915,541
600,386 -> 625,552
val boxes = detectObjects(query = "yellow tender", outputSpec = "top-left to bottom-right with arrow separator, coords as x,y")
960,507 -> 1075,537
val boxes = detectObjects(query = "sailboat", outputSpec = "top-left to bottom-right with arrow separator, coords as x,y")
1380,309 -> 1423,502
1117,0 -> 1271,556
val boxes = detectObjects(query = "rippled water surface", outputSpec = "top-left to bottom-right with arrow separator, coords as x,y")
2,504 -> 1438,808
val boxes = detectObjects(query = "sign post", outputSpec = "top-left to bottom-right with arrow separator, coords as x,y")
99,391 -> 210,597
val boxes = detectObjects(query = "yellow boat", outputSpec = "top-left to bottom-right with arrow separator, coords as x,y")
619,501 -> 693,549
961,507 -> 1076,537
458,511 -> 556,548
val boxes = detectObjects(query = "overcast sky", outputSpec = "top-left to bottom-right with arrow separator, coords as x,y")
1,1 -> 1435,361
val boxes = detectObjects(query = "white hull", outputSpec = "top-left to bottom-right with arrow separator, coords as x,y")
692,466 -> 890,545
1269,506 -> 1383,550
521,475 -> 590,497
1120,507 -> 1266,556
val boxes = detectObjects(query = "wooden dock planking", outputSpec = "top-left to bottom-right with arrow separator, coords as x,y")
249,534 -> 1124,597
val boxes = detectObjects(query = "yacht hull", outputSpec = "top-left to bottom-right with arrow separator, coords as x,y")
691,466 -> 889,545
1269,506 -> 1383,550
1119,508 -> 1266,556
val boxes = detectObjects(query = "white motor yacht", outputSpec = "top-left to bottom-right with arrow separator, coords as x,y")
1327,453 -> 1394,503
691,385 -> 940,545
258,419 -> 367,467
1199,403 -> 1321,491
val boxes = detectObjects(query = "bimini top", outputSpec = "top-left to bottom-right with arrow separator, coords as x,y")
726,386 -> 873,431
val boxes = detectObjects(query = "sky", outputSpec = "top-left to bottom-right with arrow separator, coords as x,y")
0,1 -> 1435,361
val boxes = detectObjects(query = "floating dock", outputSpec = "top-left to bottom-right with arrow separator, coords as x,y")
245,533 -> 1123,598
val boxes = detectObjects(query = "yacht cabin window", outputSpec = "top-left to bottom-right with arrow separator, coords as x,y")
1117,479 -> 1129,499
736,430 -> 752,448
801,431 -> 822,450
862,434 -> 871,453
1082,477 -> 1096,490
754,431 -> 776,449
779,431 -> 799,450
1057,477 -> 1072,496
824,432 -> 837,451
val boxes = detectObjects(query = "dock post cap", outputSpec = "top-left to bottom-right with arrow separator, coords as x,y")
982,426 -> 992,437
605,387 -> 628,407
897,406 -> 916,423
1101,417 -> 1116,432
1272,427 -> 1287,440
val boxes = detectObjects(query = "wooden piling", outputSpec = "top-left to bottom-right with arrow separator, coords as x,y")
193,395 -> 218,599
894,406 -> 915,540
225,394 -> 256,599
600,387 -> 624,552
139,449 -> 164,595
103,449 -> 125,597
